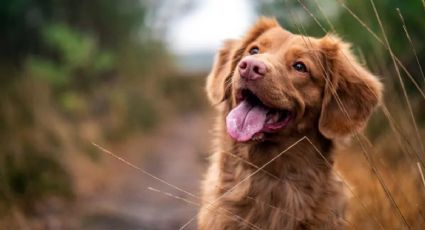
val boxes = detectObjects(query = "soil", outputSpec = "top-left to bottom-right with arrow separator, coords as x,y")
76,112 -> 212,230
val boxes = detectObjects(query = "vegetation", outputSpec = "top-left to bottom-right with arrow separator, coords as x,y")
259,0 -> 425,228
0,0 -> 175,223
0,0 -> 424,228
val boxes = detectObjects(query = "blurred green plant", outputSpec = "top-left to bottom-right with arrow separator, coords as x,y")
0,0 -> 175,222
1,148 -> 73,211
27,23 -> 114,88
258,0 -> 425,85
258,0 -> 425,134
257,1 -> 425,228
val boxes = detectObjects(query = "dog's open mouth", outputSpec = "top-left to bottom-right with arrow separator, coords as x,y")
226,89 -> 292,142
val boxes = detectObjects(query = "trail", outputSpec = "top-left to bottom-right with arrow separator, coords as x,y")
79,112 -> 210,230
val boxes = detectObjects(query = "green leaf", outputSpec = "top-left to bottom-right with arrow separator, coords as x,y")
26,56 -> 69,87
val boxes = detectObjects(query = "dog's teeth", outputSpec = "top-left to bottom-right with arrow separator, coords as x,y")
252,133 -> 265,141
272,113 -> 280,122
266,112 -> 280,124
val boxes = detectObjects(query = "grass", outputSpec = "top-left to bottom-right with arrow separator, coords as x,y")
1,0 -> 425,229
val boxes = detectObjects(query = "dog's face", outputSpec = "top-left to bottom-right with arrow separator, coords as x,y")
207,17 -> 382,143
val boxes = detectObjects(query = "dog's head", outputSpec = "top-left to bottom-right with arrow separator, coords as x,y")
206,17 -> 382,142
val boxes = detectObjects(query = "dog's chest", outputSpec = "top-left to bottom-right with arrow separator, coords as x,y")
217,162 -> 346,229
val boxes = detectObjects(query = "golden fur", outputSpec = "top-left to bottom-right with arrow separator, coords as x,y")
200,17 -> 383,230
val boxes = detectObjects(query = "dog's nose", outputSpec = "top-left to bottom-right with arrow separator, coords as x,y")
239,57 -> 267,80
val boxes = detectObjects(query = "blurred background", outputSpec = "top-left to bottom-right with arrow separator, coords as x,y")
0,0 -> 424,229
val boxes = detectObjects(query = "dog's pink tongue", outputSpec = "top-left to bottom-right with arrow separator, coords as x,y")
226,100 -> 268,142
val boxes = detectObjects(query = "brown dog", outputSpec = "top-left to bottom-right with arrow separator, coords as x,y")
199,17 -> 382,230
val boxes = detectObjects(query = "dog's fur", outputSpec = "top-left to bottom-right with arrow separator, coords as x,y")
199,18 -> 383,230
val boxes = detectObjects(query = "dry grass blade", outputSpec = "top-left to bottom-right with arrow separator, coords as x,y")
147,187 -> 263,230
354,135 -> 409,229
92,142 -> 264,230
396,8 -> 425,85
370,0 -> 425,169
312,0 -> 336,32
285,1 -> 421,180
221,149 -> 358,228
282,6 -> 388,228
335,0 -> 425,100
418,162 -> 425,195
297,17 -> 396,230
148,187 -> 200,207
295,0 -> 424,167
380,105 -> 425,165
151,183 -> 357,229
222,149 -> 280,180
304,137 -> 385,230
369,0 -> 413,228
220,145 -> 362,229
294,0 -> 420,160
295,0 -> 327,33
286,1 -> 420,227
91,142 -> 200,200
178,136 -> 308,230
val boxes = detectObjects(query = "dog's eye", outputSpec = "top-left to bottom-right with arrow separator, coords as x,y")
292,61 -> 308,73
249,47 -> 260,55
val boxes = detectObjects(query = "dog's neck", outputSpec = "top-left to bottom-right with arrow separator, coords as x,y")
221,131 -> 333,177
209,108 -> 344,228
251,132 -> 332,176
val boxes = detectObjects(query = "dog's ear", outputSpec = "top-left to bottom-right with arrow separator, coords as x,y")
206,40 -> 238,105
206,17 -> 279,105
318,35 -> 383,139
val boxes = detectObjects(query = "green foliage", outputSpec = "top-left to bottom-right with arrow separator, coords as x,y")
27,57 -> 69,87
257,0 -> 425,154
1,149 -> 73,211
126,94 -> 158,131
258,0 -> 425,80
160,74 -> 208,112
27,23 -> 114,89
44,24 -> 97,68
0,86 -> 72,212
0,0 -> 174,221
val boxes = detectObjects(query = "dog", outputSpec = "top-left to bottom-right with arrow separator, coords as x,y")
198,17 -> 382,230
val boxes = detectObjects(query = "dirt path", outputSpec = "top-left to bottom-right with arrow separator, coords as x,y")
78,112 -> 211,230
